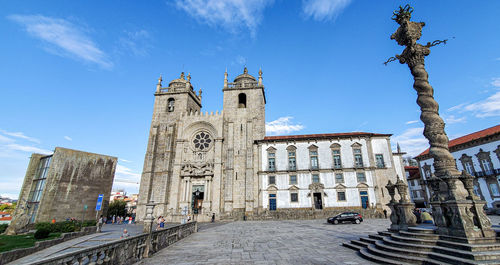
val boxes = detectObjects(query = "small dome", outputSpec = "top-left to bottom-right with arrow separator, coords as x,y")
169,72 -> 188,86
233,67 -> 256,83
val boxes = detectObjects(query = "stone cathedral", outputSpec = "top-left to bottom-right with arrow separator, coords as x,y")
137,68 -> 266,222
137,68 -> 405,222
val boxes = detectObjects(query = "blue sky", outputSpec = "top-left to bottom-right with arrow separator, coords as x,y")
1,0 -> 499,199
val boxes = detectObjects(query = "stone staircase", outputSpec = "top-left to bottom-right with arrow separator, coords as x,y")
343,227 -> 500,264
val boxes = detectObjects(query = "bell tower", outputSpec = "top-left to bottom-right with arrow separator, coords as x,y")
222,67 -> 266,214
137,72 -> 202,220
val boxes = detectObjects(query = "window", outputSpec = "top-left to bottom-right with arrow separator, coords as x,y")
290,193 -> 298,202
193,131 -> 212,151
337,191 -> 346,201
356,172 -> 366,183
353,148 -> 363,167
375,154 -> 385,168
27,155 -> 52,223
335,173 -> 344,184
490,183 -> 500,197
422,164 -> 432,179
288,151 -> 296,170
410,180 -> 415,186
310,150 -> 319,170
289,175 -> 297,185
268,176 -> 276,185
238,93 -> 246,108
312,174 -> 320,183
268,152 -> 276,171
464,162 -> 474,175
167,98 -> 175,112
332,149 -> 342,169
481,159 -> 493,175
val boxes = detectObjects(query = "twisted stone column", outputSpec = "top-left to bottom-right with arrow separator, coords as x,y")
388,5 -> 495,241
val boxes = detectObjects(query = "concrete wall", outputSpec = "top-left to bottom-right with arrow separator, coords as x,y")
35,147 -> 116,222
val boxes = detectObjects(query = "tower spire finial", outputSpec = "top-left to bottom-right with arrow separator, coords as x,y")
397,142 -> 401,153
243,66 -> 248,74
224,69 -> 228,88
258,67 -> 263,86
156,74 -> 162,93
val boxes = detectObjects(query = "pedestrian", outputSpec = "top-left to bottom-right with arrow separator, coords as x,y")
211,213 -> 215,223
97,215 -> 104,233
383,209 -> 387,219
413,208 -> 422,224
120,228 -> 130,239
156,216 -> 162,230
159,216 -> 165,229
112,215 -> 116,224
421,210 -> 433,224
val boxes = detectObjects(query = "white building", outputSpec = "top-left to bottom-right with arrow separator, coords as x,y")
415,124 -> 500,212
257,133 -> 406,214
405,166 -> 428,208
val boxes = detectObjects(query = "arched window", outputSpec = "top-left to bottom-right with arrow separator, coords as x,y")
238,93 -> 246,108
167,98 -> 175,112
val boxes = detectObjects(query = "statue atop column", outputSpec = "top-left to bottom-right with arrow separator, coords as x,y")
386,4 -> 495,241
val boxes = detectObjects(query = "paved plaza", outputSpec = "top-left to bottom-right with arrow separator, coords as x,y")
136,218 -> 392,265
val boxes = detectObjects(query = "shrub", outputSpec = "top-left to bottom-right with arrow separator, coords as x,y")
35,221 -> 79,233
0,224 -> 8,234
34,227 -> 50,239
82,220 -> 96,227
35,222 -> 53,233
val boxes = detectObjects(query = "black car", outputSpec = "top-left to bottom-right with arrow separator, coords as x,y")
327,212 -> 363,224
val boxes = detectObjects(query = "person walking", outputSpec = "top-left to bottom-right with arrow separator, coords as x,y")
383,209 -> 387,219
112,215 -> 116,224
211,213 -> 215,223
97,215 -> 104,233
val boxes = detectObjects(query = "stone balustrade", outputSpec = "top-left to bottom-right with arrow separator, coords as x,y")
28,222 -> 197,265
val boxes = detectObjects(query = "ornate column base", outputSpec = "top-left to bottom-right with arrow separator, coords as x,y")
397,202 -> 417,231
437,199 -> 496,242
387,202 -> 400,232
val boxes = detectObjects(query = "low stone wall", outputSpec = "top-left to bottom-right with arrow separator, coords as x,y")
28,222 -> 197,265
221,207 -> 385,221
0,226 -> 97,265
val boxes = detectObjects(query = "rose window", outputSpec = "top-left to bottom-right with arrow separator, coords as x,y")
193,132 -> 212,150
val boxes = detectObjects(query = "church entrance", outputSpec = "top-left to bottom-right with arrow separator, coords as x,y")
269,194 -> 276,211
313,193 -> 323,210
360,191 -> 369,209
192,185 -> 204,214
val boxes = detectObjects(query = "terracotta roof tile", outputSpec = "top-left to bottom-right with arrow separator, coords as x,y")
0,217 -> 12,221
415,124 -> 500,159
260,132 -> 391,142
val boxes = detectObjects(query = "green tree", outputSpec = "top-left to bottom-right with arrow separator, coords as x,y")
0,202 -> 16,213
107,200 -> 127,217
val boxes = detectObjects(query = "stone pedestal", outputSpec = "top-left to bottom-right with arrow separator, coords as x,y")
387,202 -> 400,232
397,203 -> 417,230
143,202 -> 156,234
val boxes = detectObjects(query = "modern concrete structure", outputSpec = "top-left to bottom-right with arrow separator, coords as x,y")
6,147 -> 117,234
137,68 -> 407,222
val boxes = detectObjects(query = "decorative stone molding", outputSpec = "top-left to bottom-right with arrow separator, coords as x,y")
180,162 -> 214,177
308,182 -> 325,192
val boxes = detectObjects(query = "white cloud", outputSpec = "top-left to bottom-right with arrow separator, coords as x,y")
174,0 -> 274,36
491,78 -> 500,87
119,158 -> 132,163
0,129 -> 40,143
391,127 -> 429,158
443,115 -> 466,124
115,164 -> 141,179
405,120 -> 419,125
302,0 -> 352,21
119,29 -> 151,57
6,144 -> 52,154
8,14 -> 112,68
64,136 -> 72,141
266,117 -> 304,135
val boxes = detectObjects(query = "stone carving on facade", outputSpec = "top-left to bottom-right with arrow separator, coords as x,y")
308,183 -> 325,192
387,4 -> 495,240
180,162 -> 214,177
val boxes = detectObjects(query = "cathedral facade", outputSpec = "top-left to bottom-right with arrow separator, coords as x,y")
137,68 -> 405,222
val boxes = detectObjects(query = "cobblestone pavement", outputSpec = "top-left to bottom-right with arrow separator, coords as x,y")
136,219 -> 390,265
